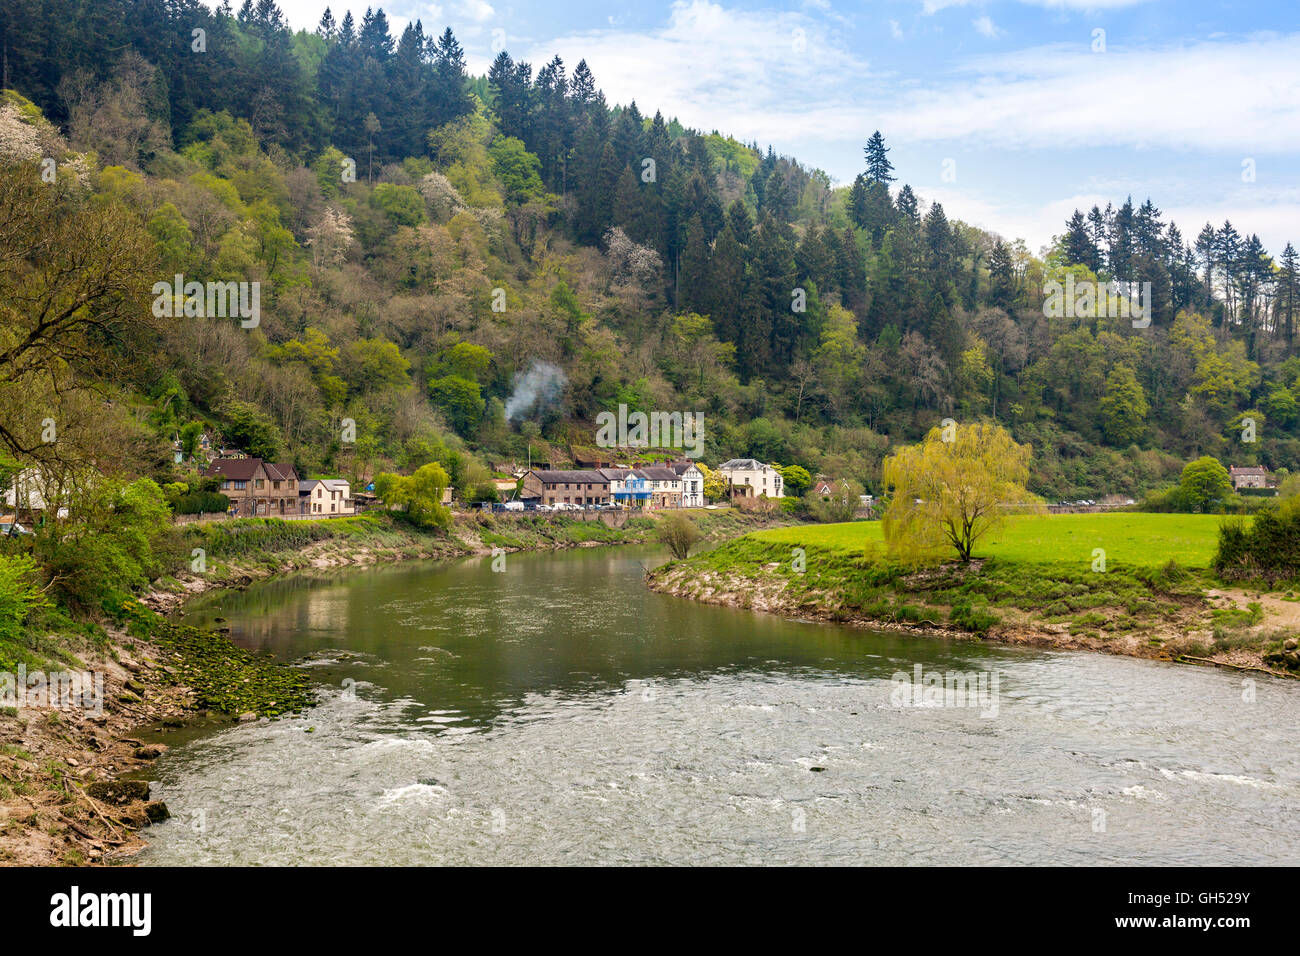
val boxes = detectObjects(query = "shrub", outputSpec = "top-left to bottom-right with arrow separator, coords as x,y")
949,601 -> 999,634
0,555 -> 52,664
1214,499 -> 1300,582
658,512 -> 702,559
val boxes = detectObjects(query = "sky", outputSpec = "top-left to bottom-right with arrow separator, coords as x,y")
241,0 -> 1300,257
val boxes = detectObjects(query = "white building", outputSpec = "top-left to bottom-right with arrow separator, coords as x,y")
300,478 -> 354,515
2,468 -> 69,517
670,461 -> 705,508
716,459 -> 783,499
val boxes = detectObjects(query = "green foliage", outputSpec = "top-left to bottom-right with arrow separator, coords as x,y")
36,479 -> 173,612
375,463 -> 452,529
779,464 -> 812,497
0,555 -> 52,668
1215,497 -> 1300,582
371,183 -> 426,227
428,375 -> 485,436
1099,365 -> 1149,446
1179,456 -> 1232,513
220,400 -> 284,461
658,511 -> 703,559
488,135 -> 544,205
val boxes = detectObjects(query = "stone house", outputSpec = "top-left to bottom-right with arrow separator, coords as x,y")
204,458 -> 300,517
521,469 -> 611,507
1228,465 -> 1271,490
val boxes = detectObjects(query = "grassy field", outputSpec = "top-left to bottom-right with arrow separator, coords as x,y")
751,513 -> 1225,569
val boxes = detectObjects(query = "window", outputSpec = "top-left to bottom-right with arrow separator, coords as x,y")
273,481 -> 281,490
255,479 -> 265,489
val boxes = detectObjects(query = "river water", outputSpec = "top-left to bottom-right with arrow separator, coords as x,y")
140,545 -> 1299,865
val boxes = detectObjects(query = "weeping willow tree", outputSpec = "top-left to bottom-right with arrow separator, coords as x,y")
881,421 -> 1041,562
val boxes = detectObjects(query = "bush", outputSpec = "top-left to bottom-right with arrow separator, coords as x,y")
0,555 -> 52,664
949,601 -> 999,634
170,490 -> 230,515
37,478 -> 172,613
1214,499 -> 1300,582
658,512 -> 702,559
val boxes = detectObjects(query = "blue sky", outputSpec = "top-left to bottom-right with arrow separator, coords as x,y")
255,0 -> 1300,257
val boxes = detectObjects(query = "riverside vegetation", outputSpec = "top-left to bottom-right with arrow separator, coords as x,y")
648,512 -> 1300,675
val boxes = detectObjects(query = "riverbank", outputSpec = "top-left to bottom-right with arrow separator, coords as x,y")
142,508 -> 796,613
646,517 -> 1300,677
1,507 -> 798,865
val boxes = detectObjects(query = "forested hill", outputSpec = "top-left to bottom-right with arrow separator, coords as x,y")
2,0 -> 1299,502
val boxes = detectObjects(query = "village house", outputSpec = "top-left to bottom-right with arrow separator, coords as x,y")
600,468 -> 648,508
670,461 -> 705,508
810,478 -> 836,497
638,465 -> 683,509
521,469 -> 611,507
204,458 -> 300,517
1228,465 -> 1272,491
717,459 -> 784,499
300,478 -> 353,516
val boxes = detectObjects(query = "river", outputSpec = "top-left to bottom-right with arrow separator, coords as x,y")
139,544 -> 1299,865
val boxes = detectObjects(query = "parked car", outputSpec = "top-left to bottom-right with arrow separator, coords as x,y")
503,500 -> 524,511
0,519 -> 34,536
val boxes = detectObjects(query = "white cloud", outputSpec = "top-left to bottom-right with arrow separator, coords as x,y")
521,0 -> 869,127
890,19 -> 904,40
463,0 -> 495,22
525,11 -> 1300,158
916,182 -> 1300,259
879,36 -> 1300,153
972,16 -> 1003,39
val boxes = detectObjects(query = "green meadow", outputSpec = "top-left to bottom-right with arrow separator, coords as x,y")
753,513 -> 1225,569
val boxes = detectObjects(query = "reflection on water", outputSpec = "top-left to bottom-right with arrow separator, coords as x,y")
143,546 -> 1300,865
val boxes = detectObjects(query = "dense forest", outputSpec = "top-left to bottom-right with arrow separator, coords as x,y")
3,0 -> 1299,505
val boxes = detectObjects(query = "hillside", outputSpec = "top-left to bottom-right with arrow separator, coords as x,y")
1,0 -> 1299,506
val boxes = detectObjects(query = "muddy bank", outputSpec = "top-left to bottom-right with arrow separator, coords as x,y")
0,634 -> 190,865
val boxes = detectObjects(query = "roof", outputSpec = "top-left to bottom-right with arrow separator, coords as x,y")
1229,465 -> 1268,475
301,478 -> 348,494
204,458 -> 263,480
528,469 -> 610,484
668,461 -> 702,475
717,458 -> 772,470
264,462 -> 299,481
204,458 -> 298,482
636,466 -> 680,481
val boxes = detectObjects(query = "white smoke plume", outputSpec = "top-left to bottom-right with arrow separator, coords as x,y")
505,361 -> 567,422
